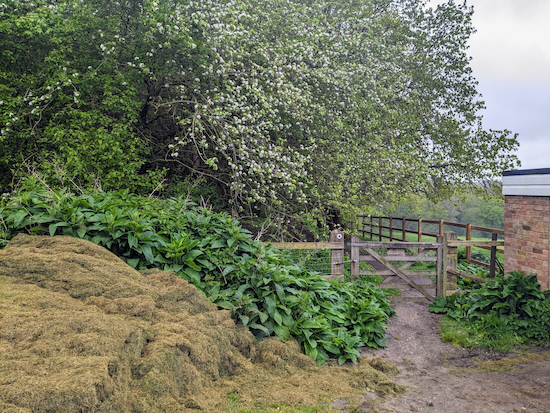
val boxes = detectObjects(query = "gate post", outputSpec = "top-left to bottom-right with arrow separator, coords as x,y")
436,235 -> 444,297
444,231 -> 458,296
330,229 -> 344,281
351,234 -> 359,281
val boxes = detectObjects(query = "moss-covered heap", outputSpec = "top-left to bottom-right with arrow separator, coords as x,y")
0,234 -> 404,412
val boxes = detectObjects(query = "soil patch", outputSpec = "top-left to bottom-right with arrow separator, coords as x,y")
361,301 -> 550,413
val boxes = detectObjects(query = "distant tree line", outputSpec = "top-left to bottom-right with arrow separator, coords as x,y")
388,186 -> 504,236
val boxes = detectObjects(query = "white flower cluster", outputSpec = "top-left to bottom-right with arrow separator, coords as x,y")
0,0 -> 520,211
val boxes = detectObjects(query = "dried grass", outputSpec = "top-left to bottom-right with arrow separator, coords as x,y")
0,234 -> 404,412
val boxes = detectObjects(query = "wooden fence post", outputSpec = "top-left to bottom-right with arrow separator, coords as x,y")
439,219 -> 444,237
466,223 -> 472,264
436,235 -> 444,297
370,215 -> 373,239
330,229 -> 344,281
489,232 -> 498,278
418,218 -> 423,242
445,231 -> 458,296
389,216 -> 393,241
378,217 -> 382,241
351,234 -> 359,281
402,216 -> 406,242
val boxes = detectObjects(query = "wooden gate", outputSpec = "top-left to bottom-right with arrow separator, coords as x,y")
350,235 -> 444,302
267,230 -> 503,302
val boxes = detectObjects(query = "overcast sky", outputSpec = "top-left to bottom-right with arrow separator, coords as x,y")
430,0 -> 550,171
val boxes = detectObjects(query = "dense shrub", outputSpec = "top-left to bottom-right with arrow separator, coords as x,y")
0,179 -> 394,364
430,271 -> 550,348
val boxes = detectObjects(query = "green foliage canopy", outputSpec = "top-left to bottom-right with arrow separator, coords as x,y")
0,0 -> 519,222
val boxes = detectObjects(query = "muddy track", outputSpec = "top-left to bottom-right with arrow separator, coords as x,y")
360,301 -> 550,413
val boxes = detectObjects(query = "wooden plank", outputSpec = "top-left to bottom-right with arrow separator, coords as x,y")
470,225 -> 504,235
473,245 -> 505,253
399,248 -> 431,271
471,258 -> 490,269
358,270 -> 436,277
384,256 -> 437,262
351,241 -> 441,249
360,270 -> 396,276
447,240 -> 504,247
447,267 -> 488,284
365,247 -> 434,301
358,254 -> 436,262
268,242 -> 343,250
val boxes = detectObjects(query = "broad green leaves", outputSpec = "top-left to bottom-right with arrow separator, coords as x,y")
430,271 -> 550,347
1,182 -> 395,364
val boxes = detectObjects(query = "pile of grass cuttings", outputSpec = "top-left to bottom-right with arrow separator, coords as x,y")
0,234 -> 404,412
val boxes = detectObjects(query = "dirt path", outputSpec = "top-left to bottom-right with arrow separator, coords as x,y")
360,301 -> 550,413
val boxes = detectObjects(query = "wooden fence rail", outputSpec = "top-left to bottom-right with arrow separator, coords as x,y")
265,229 -> 504,300
358,215 -> 504,275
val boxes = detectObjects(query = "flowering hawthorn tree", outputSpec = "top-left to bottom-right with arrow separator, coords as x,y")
0,0 -> 519,226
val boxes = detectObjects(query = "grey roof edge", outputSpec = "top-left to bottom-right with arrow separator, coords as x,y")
503,168 -> 550,176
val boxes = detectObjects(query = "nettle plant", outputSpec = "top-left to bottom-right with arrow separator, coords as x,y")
1,182 -> 394,365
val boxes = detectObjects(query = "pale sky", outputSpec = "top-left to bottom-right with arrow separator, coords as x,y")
430,0 -> 550,171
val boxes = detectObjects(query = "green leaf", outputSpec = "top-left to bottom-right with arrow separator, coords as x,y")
304,341 -> 318,360
164,264 -> 184,273
264,294 -> 276,317
234,283 -> 250,300
126,258 -> 140,268
11,210 -> 29,228
211,239 -> 226,249
185,258 -> 202,271
128,233 -> 138,249
222,265 -> 235,277
259,311 -> 269,323
249,323 -> 270,335
215,300 -> 235,310
49,222 -> 69,237
302,319 -> 322,329
141,244 -> 154,263
273,324 -> 291,340
197,258 -> 215,270
273,310 -> 283,326
183,268 -> 201,284
76,226 -> 87,238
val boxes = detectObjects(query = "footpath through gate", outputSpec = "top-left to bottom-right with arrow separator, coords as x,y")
267,228 -> 504,302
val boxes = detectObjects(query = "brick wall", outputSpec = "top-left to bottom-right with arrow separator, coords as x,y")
504,195 -> 550,290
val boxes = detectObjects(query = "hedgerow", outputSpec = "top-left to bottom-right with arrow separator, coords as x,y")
0,179 -> 394,365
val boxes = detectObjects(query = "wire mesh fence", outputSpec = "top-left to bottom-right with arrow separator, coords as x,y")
279,248 -> 333,277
